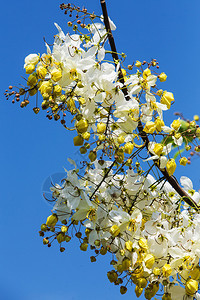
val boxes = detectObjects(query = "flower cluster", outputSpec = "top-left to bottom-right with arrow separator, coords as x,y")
5,5 -> 200,299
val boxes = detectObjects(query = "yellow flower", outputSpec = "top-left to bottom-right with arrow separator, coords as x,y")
162,263 -> 172,277
46,214 -> 58,227
144,254 -> 155,269
154,143 -> 163,156
25,64 -> 35,74
171,119 -> 181,131
185,279 -> 198,295
161,91 -> 174,109
143,68 -> 151,79
166,159 -> 176,176
135,60 -> 142,68
124,142 -> 134,154
76,119 -> 89,133
51,68 -> 62,82
37,66 -> 47,79
27,73 -> 38,86
97,122 -> 106,134
159,72 -> 167,82
179,157 -> 188,166
143,121 -> 156,134
110,225 -> 120,237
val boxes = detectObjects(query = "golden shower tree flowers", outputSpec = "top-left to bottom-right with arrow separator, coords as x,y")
5,3 -> 200,299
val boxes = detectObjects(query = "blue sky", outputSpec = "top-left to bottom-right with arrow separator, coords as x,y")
1,0 -> 200,299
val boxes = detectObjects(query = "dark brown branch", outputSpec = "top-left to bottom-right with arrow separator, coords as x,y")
100,0 -> 199,211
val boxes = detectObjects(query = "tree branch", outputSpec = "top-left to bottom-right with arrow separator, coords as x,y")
100,0 -> 199,211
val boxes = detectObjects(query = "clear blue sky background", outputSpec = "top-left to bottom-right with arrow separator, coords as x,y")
1,0 -> 200,299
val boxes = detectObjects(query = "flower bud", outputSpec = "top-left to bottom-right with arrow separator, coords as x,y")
185,279 -> 198,295
27,73 -> 38,86
124,142 -> 134,154
135,60 -> 142,68
80,243 -> 88,251
135,286 -> 143,297
117,135 -> 125,144
190,266 -> 200,280
82,132 -> 90,140
153,267 -> 161,276
65,235 -> 71,242
179,157 -> 188,166
156,89 -> 163,96
162,263 -> 172,277
107,270 -> 118,283
160,91 -> 174,109
61,225 -> 68,233
138,238 -> 148,251
110,225 -> 120,237
120,286 -> 127,295
137,278 -> 147,288
194,114 -> 199,121
37,66 -> 47,79
159,72 -> 167,82
143,68 -> 151,79
125,240 -> 133,252
97,122 -> 106,134
89,150 -> 97,162
41,223 -> 47,232
51,68 -> 62,82
57,232 -> 65,243
166,159 -> 176,176
122,257 -> 131,271
39,81 -> 52,95
25,54 -> 39,66
143,121 -> 156,134
73,136 -> 84,146
25,64 -> 35,74
76,119 -> 89,133
46,213 -> 58,227
100,247 -> 107,255
53,84 -> 62,95
154,143 -> 163,156
171,119 -> 181,131
144,254 -> 155,269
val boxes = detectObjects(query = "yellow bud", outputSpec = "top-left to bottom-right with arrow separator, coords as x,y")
162,263 -> 172,277
124,142 -> 134,154
174,132 -> 181,139
73,135 -> 84,146
143,68 -> 151,79
53,85 -> 62,96
135,60 -> 142,68
157,89 -> 163,96
39,81 -> 53,95
138,238 -> 148,251
117,135 -> 125,144
37,66 -> 47,79
78,97 -> 86,105
171,119 -> 181,131
153,267 -> 161,276
159,72 -> 167,82
125,240 -> 133,252
137,278 -> 147,288
77,81 -> 84,88
122,257 -> 131,271
185,279 -> 198,295
190,266 -> 200,280
97,122 -> 106,134
88,150 -> 97,162
57,232 -> 65,243
51,68 -> 62,82
166,159 -> 176,176
144,254 -> 155,269
160,91 -> 174,109
61,225 -> 68,233
82,132 -> 90,141
196,127 -> 200,137
135,286 -> 143,297
98,134 -> 105,141
143,121 -> 156,134
25,63 -> 35,74
110,225 -> 120,237
153,143 -> 163,156
155,117 -> 165,132
27,73 -> 38,86
194,115 -> 199,121
46,214 -> 58,227
76,119 -> 89,133
179,157 -> 188,166
120,286 -> 127,295
80,243 -> 88,251
107,270 -> 118,283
